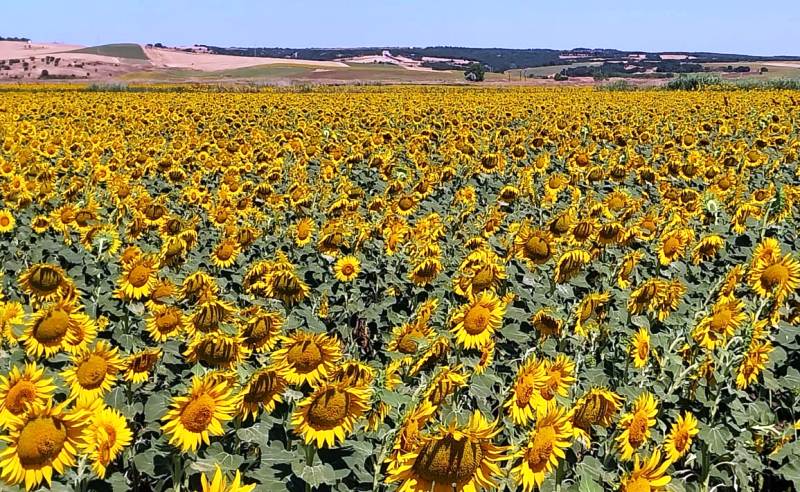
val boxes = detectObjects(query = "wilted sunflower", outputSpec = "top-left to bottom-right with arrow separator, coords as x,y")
422,365 -> 468,407
184,332 -> 250,370
273,331 -> 342,386
514,225 -> 554,266
630,328 -> 651,368
121,347 -> 162,384
692,234 -> 725,264
619,449 -> 672,492
658,229 -> 692,266
570,387 -> 623,444
450,290 -> 505,350
291,381 -> 371,448
512,406 -> 573,492
79,406 -> 133,478
409,256 -> 444,286
334,255 -> 361,282
663,411 -> 699,462
266,269 -> 310,305
332,360 -> 376,387
236,367 -> 287,421
0,363 -> 56,429
117,255 -> 159,300
161,375 -> 236,452
530,308 -> 562,340
188,297 -> 235,335
616,392 -> 658,461
0,401 -> 88,491
387,411 -> 507,492
574,292 -> 610,337
199,466 -> 256,492
239,308 -> 283,353
554,249 -> 591,283
18,263 -> 72,302
617,251 -> 643,289
61,341 -> 123,403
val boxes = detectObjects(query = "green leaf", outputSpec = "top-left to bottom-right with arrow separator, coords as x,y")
133,448 -> 158,477
291,462 -> 338,489
144,393 -> 168,422
699,424 -> 732,455
192,443 -> 245,473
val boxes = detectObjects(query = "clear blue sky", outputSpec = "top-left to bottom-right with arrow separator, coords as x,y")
5,0 -> 799,56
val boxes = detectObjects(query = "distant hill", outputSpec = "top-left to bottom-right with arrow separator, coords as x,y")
67,43 -> 148,60
198,45 -> 800,73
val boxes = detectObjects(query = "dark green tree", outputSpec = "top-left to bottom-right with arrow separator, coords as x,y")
464,62 -> 485,82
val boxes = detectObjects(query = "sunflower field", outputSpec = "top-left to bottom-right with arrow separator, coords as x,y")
0,85 -> 799,492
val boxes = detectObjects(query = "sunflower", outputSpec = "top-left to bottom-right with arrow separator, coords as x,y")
409,336 -> 451,377
334,255 -> 361,282
1,300 -> 25,344
61,341 -> 123,404
422,365 -> 468,407
117,255 -> 159,300
0,363 -> 56,429
554,249 -> 591,283
236,367 -> 287,421
19,299 -> 92,358
200,466 -> 256,492
388,320 -> 434,355
184,332 -> 250,370
161,375 -> 236,452
530,308 -> 562,340
450,290 -> 505,350
692,297 -> 746,350
574,292 -> 610,337
265,270 -> 310,305
121,347 -> 162,384
332,360 -> 376,387
570,387 -> 623,444
630,328 -> 651,368
239,308 -> 283,353
619,449 -> 671,492
658,229 -> 691,266
617,251 -> 643,289
188,297 -> 235,335
0,209 -> 15,233
294,217 -> 315,247
409,257 -> 443,286
514,226 -> 554,266
474,339 -> 495,374
692,235 -> 725,264
663,411 -> 699,462
145,305 -> 185,342
539,354 -> 576,403
18,263 -> 72,302
79,405 -> 132,478
387,411 -> 507,492
30,215 -> 51,234
272,331 -> 342,386
210,238 -> 240,269
616,392 -> 658,461
387,400 -> 439,470
504,356 -> 549,426
748,252 -> 800,305
512,406 -> 573,492
0,401 -> 88,491
180,271 -> 219,302
291,381 -> 371,448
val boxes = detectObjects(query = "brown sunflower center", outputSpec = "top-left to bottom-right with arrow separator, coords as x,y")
413,434 -> 484,484
398,197 -> 415,211
761,263 -> 789,289
673,429 -> 689,452
525,425 -> 557,471
0,216 -> 9,227
397,330 -> 422,354
155,310 -> 180,332
5,380 -> 37,415
30,266 -> 63,293
663,236 -> 681,256
247,316 -> 276,341
710,308 -> 732,333
307,388 -> 350,429
17,417 -> 67,467
128,265 -> 152,288
637,340 -> 649,360
628,411 -> 649,448
463,305 -> 491,335
76,355 -> 109,389
341,264 -> 355,276
180,393 -> 216,432
34,309 -> 70,344
216,243 -> 235,260
471,267 -> 494,292
244,373 -> 281,403
524,236 -> 550,262
286,340 -> 323,373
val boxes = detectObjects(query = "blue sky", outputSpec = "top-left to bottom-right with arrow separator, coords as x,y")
5,0 -> 799,55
